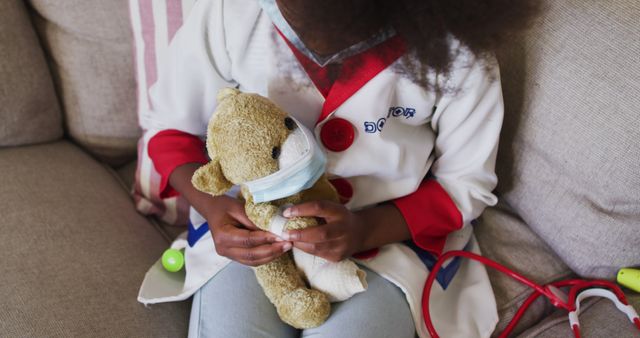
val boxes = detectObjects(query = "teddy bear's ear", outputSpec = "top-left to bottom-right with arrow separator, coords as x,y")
216,87 -> 240,103
191,160 -> 233,196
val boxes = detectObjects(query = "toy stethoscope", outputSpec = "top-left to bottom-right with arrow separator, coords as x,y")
424,251 -> 640,338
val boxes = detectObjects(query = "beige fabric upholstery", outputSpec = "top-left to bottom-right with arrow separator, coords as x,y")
518,293 -> 639,338
494,0 -> 640,278
476,202 -> 573,336
0,142 -> 188,336
115,159 -> 187,241
28,0 -> 140,166
0,0 -> 62,146
116,160 -> 137,193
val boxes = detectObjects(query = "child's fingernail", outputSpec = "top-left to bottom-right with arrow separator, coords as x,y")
283,208 -> 292,217
283,243 -> 292,252
281,232 -> 290,241
274,237 -> 284,242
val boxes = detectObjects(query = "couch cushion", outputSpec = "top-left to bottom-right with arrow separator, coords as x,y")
494,0 -> 640,279
27,0 -> 140,166
518,293 -> 639,338
0,142 -> 188,336
116,159 -> 188,240
116,159 -> 138,192
0,0 -> 62,146
475,202 -> 573,336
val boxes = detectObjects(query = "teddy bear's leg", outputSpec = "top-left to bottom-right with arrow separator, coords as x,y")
293,249 -> 367,302
254,253 -> 330,329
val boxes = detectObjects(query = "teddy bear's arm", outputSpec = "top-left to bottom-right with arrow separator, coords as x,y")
244,200 -> 279,232
245,196 -> 319,232
238,185 -> 285,231
278,177 -> 342,231
299,176 -> 340,204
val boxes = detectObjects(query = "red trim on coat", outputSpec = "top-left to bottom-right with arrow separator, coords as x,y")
392,179 -> 464,256
353,248 -> 380,260
278,34 -> 333,98
147,130 -> 209,198
276,29 -> 407,124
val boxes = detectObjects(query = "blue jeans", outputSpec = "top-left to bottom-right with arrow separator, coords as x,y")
188,262 -> 415,338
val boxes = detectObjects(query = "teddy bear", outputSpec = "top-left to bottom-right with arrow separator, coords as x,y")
191,88 -> 367,329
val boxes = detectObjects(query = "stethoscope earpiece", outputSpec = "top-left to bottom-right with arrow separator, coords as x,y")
569,288 -> 640,337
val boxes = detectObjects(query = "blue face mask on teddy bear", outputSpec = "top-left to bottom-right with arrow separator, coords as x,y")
244,117 -> 327,203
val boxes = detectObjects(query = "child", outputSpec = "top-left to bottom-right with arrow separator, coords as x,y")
142,0 -> 537,337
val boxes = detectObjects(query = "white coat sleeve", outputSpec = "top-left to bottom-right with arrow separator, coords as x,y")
430,49 -> 504,226
142,0 -> 236,136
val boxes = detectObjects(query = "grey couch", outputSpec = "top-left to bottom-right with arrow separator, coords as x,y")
1,0 -> 638,337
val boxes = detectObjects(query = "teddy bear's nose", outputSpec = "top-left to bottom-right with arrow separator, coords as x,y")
284,117 -> 295,131
271,146 -> 281,159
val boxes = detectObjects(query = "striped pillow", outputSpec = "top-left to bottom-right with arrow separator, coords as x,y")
129,0 -> 197,225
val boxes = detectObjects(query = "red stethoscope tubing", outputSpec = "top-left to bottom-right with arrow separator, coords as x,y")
423,250 -> 638,338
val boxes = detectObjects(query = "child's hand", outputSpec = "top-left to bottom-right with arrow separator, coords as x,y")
170,163 -> 291,266
205,196 -> 292,266
282,201 -> 367,262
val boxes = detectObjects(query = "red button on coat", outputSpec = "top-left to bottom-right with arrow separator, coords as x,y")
329,178 -> 354,204
320,118 -> 355,152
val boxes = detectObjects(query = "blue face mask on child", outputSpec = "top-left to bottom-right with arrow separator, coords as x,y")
259,0 -> 395,67
243,118 -> 327,203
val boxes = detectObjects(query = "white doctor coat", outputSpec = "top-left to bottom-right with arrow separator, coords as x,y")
138,0 -> 504,337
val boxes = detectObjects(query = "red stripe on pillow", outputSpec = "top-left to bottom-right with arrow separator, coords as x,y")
139,0 -> 157,108
166,0 -> 184,42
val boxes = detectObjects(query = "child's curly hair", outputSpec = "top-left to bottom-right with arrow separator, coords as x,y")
379,0 -> 540,88
385,1 -> 538,66
301,0 -> 539,88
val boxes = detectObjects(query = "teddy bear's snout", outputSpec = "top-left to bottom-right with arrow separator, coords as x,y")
278,123 -> 308,170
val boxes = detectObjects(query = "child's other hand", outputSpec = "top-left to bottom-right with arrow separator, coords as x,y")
282,201 -> 366,262
205,196 -> 292,266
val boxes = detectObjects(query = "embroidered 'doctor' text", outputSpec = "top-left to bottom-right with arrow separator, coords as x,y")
364,106 -> 416,133
387,106 -> 416,119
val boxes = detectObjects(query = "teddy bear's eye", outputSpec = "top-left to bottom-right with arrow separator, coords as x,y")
271,146 -> 281,160
284,117 -> 295,131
